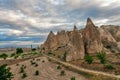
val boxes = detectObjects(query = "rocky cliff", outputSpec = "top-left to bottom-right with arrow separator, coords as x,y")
40,18 -> 120,61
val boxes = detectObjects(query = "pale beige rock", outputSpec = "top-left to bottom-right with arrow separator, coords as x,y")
83,18 -> 103,55
99,28 -> 116,43
41,18 -> 120,61
66,26 -> 85,61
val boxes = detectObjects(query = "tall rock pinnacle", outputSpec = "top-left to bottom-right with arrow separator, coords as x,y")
86,17 -> 95,27
73,25 -> 78,31
48,31 -> 55,37
83,18 -> 103,54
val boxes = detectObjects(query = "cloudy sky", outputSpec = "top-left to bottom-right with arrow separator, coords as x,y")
0,0 -> 120,48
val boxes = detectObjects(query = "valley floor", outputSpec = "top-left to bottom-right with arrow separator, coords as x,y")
9,57 -> 88,80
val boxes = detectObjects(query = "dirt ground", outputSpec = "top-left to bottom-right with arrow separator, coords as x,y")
9,57 -> 88,80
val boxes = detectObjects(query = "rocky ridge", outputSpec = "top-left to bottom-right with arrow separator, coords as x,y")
41,18 -> 120,61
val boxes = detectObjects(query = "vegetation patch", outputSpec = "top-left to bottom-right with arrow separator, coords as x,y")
70,76 -> 76,80
96,52 -> 106,64
60,70 -> 65,76
35,70 -> 39,76
0,53 -> 8,60
84,55 -> 93,64
0,64 -> 13,80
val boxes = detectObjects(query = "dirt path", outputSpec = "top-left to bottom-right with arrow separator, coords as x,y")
42,54 -> 120,79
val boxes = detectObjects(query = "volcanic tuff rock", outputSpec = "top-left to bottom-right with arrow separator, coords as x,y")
100,25 -> 120,53
40,18 -> 120,61
83,18 -> 103,54
66,26 -> 85,61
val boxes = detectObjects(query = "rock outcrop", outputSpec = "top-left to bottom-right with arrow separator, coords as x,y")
100,25 -> 120,53
66,26 -> 85,61
83,18 -> 103,55
40,18 -> 120,61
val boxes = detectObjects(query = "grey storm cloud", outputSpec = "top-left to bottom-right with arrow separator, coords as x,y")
0,0 -> 120,48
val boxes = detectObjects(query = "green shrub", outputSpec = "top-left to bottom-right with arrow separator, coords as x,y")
16,48 -> 23,54
84,55 -> 93,64
30,61 -> 36,65
60,70 -> 65,76
19,66 -> 24,73
104,64 -> 114,70
57,65 -> 61,69
21,73 -> 27,78
62,51 -> 67,61
34,63 -> 38,67
96,52 -> 106,64
32,48 -> 36,51
0,53 -> 8,60
48,51 -> 52,55
0,64 -> 13,80
10,53 -> 16,57
36,59 -> 41,61
32,52 -> 38,55
16,64 -> 19,66
106,45 -> 112,49
71,76 -> 76,80
14,54 -> 19,59
42,60 -> 45,63
35,70 -> 39,76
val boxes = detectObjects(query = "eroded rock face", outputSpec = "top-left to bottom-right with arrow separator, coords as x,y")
83,18 -> 103,55
40,18 -> 119,61
100,25 -> 120,53
42,25 -> 85,61
66,26 -> 85,61
43,31 -> 58,51
101,25 -> 120,42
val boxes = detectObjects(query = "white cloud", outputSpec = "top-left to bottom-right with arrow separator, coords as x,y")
0,0 -> 120,48
0,41 -> 40,47
6,29 -> 24,36
47,0 -> 65,5
94,19 -> 109,26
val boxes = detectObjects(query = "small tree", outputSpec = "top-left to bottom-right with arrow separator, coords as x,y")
96,52 -> 106,64
60,70 -> 65,76
0,64 -> 13,80
35,70 -> 39,76
84,55 -> 93,64
16,48 -> 23,54
48,51 -> 52,55
19,66 -> 24,73
57,65 -> 61,69
62,51 -> 67,61
0,53 -> 8,60
71,77 -> 76,80
21,73 -> 27,78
